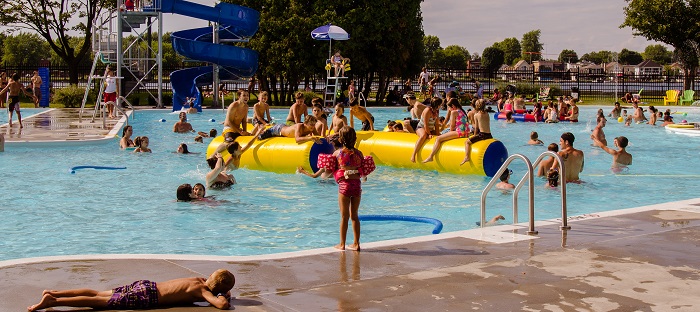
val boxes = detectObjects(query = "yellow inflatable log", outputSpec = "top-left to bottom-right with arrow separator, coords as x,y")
355,131 -> 507,177
206,135 -> 335,174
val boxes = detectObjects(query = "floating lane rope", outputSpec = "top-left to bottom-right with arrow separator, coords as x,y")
358,215 -> 444,234
70,166 -> 127,174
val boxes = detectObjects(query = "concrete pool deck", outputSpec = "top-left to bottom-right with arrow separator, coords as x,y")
3,199 -> 700,311
1,108 -> 128,146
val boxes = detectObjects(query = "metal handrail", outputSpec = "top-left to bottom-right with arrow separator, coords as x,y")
480,154 -> 535,234
513,151 -> 570,230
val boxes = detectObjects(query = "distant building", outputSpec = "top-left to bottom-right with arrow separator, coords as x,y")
635,60 -> 662,76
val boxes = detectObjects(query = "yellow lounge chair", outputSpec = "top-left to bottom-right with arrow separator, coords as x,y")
663,90 -> 679,106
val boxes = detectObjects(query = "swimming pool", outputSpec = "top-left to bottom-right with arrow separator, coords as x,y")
0,108 -> 48,125
1,105 -> 698,261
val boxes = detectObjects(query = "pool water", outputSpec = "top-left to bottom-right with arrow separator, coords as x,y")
0,108 -> 48,125
1,106 -> 699,261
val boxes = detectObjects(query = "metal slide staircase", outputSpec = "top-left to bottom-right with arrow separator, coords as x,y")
480,151 -> 570,234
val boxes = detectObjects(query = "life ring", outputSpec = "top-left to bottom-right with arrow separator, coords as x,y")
358,215 -> 443,234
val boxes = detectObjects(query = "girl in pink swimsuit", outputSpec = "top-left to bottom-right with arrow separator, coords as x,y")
422,98 -> 469,163
333,126 -> 363,251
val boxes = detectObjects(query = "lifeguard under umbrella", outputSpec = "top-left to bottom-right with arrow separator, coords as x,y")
311,23 -> 350,60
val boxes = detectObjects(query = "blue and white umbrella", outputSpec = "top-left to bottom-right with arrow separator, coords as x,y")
311,23 -> 350,60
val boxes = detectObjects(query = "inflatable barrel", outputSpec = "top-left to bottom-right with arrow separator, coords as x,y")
354,131 -> 507,177
206,135 -> 334,174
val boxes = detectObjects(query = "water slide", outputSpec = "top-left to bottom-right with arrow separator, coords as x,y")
160,0 -> 259,111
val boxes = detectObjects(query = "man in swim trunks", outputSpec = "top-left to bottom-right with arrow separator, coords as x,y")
461,99 -> 492,165
28,269 -> 235,311
285,91 -> 308,126
551,132 -> 585,183
223,89 -> 250,135
258,115 -> 320,144
31,70 -> 42,108
349,99 -> 374,131
593,136 -> 632,173
0,72 -> 36,128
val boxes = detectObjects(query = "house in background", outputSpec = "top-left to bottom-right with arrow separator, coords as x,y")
635,60 -> 663,76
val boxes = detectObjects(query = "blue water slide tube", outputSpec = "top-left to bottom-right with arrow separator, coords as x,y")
159,0 -> 259,111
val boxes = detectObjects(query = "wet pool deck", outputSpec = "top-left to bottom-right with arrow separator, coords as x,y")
2,109 -> 700,311
1,108 -> 127,146
3,200 -> 700,311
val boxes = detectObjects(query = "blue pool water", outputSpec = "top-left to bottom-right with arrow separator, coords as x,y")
1,106 -> 699,261
0,108 -> 48,125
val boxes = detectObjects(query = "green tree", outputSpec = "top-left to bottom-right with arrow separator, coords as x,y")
435,45 -> 469,69
1,33 -> 51,65
0,0 -> 113,84
49,36 -> 92,67
234,0 -> 423,105
621,0 -> 700,90
558,49 -> 578,63
581,50 -> 613,64
495,37 -> 521,65
618,48 -> 644,65
481,46 -> 504,77
643,44 -> 673,65
521,29 -> 543,61
0,33 -> 6,61
423,35 -> 441,67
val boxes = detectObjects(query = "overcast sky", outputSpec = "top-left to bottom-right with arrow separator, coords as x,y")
159,0 -> 665,59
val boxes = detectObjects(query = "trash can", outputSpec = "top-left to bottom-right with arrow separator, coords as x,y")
570,86 -> 579,100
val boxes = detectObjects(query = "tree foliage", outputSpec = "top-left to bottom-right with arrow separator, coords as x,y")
2,32 -> 51,65
621,0 -> 700,89
481,46 -> 504,77
581,50 -> 613,64
521,29 -> 543,61
0,0 -> 113,84
495,37 -> 521,66
618,48 -> 644,65
558,49 -> 578,63
643,44 -> 673,65
233,0 -> 424,105
432,45 -> 469,69
423,35 -> 441,67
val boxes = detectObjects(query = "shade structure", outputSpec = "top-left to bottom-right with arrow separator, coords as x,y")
311,23 -> 350,60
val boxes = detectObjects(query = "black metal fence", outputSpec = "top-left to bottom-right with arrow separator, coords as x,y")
2,64 -> 697,103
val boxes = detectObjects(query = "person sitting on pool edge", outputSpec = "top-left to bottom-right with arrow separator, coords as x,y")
258,115 -> 321,144
27,269 -> 235,311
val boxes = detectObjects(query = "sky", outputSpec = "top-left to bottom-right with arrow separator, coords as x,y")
158,0 -> 666,59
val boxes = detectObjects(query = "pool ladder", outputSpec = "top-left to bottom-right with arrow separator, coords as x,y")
480,151 -> 570,234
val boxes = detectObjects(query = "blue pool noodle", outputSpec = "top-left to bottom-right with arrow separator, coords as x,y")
358,215 -> 444,234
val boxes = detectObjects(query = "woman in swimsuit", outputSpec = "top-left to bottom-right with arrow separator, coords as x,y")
422,98 -> 468,163
120,125 -> 135,149
333,126 -> 364,251
0,72 -> 7,108
205,153 -> 236,189
410,97 -> 442,163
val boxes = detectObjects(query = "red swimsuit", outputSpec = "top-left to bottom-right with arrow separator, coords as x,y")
317,148 -> 376,197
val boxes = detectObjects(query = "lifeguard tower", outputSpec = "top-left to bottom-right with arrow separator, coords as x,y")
80,0 -> 165,125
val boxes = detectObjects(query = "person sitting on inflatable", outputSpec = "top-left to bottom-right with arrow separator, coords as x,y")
422,98 -> 469,163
